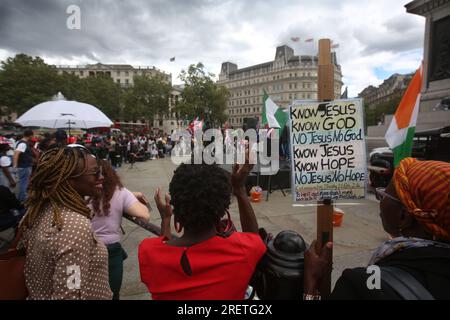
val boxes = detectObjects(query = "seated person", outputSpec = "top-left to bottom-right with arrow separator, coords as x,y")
138,162 -> 266,300
150,145 -> 158,160
136,148 -> 146,161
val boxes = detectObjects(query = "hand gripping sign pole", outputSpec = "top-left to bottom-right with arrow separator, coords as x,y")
316,38 -> 334,298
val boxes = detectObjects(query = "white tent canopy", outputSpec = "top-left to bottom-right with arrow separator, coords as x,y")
15,94 -> 113,129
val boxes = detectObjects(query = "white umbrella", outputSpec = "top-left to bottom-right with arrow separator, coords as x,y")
16,96 -> 113,131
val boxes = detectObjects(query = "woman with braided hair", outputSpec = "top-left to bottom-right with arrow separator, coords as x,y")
20,146 -> 112,300
138,162 -> 266,300
304,157 -> 450,300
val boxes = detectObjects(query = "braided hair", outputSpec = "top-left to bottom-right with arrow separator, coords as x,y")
20,147 -> 92,232
169,163 -> 231,233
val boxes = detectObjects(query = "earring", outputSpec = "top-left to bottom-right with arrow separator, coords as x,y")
175,221 -> 183,233
220,210 -> 233,234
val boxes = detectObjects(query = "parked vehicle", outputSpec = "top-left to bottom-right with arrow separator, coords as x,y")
368,126 -> 450,189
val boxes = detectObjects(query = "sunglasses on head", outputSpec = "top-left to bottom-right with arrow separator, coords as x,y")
81,166 -> 103,179
67,144 -> 102,178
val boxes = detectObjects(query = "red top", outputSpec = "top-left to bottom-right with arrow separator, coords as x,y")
138,232 -> 266,300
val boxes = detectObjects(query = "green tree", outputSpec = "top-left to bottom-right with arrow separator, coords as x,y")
122,74 -> 171,122
176,63 -> 229,126
0,54 -> 61,115
58,72 -> 122,119
364,94 -> 402,129
80,75 -> 122,119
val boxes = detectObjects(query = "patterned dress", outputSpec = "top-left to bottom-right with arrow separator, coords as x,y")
24,206 -> 112,300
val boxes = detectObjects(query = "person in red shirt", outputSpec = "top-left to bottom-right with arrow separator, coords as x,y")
138,161 -> 266,300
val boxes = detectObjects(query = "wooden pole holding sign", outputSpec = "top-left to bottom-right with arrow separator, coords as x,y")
316,38 -> 334,298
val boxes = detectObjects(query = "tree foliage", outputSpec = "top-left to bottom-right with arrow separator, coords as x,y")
122,75 -> 171,122
0,54 -> 171,122
364,94 -> 402,128
0,54 -> 60,116
175,63 -> 229,126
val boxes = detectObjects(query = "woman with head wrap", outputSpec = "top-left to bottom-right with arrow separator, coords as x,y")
304,158 -> 450,300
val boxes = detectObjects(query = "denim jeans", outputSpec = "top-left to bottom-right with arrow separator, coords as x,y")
17,167 -> 32,202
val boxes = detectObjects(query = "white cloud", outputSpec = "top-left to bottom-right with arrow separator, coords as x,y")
0,0 -> 425,96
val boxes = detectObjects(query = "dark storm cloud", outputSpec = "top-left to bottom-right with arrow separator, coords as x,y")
0,0 -> 426,96
0,0 -> 236,63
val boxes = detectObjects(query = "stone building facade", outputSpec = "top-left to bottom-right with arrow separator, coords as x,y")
218,45 -> 343,127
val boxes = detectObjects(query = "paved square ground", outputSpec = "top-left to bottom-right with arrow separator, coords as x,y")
117,158 -> 387,299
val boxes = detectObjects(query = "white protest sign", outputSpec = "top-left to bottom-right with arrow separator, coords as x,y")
289,99 -> 367,202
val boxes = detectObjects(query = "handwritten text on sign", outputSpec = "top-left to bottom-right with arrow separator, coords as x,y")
290,99 -> 366,202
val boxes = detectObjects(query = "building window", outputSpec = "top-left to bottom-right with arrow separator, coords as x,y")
116,79 -> 120,84
125,79 -> 129,84
80,71 -> 84,76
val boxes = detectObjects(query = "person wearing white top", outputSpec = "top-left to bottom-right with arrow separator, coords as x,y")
0,143 -> 16,191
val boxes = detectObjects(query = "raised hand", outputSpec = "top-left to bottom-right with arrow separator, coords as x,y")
154,187 -> 173,220
304,240 -> 333,294
231,147 -> 254,196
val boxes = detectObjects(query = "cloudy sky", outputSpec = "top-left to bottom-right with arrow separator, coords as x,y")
0,0 -> 425,97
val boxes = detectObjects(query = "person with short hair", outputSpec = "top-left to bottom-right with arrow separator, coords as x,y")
138,162 -> 266,300
305,158 -> 450,300
13,129 -> 34,202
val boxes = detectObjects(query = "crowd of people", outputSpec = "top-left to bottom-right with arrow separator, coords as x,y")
1,127 -> 450,300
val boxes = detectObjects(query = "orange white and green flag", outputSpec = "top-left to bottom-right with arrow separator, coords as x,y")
385,64 -> 423,167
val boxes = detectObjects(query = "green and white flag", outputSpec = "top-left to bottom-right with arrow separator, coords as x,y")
261,92 -> 288,131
